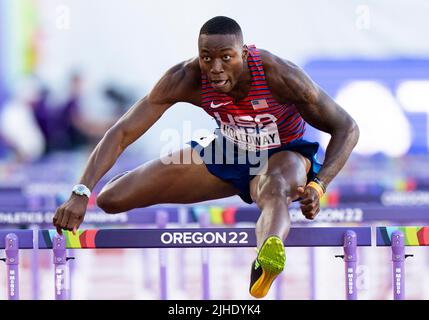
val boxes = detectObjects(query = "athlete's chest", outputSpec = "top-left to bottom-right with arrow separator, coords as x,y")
201,96 -> 283,150
201,95 -> 283,126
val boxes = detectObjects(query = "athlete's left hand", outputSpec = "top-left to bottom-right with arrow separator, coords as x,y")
297,186 -> 320,220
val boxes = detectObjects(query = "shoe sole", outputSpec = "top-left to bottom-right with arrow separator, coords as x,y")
250,236 -> 285,298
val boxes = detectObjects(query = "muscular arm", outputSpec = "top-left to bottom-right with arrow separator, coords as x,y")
264,52 -> 359,188
79,60 -> 201,190
54,59 -> 200,233
294,88 -> 359,186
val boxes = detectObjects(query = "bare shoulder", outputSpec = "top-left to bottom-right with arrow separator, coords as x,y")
169,57 -> 201,89
259,49 -> 319,104
149,58 -> 201,105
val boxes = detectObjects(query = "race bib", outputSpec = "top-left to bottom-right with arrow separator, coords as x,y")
220,122 -> 281,151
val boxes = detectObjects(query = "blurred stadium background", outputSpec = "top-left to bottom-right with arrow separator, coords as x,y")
0,0 -> 428,300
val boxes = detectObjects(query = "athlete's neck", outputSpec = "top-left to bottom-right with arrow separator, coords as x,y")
227,63 -> 252,103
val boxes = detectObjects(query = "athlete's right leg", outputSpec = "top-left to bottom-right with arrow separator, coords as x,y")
96,147 -> 239,213
247,150 -> 310,298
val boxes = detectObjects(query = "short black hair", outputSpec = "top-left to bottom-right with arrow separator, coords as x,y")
199,16 -> 243,41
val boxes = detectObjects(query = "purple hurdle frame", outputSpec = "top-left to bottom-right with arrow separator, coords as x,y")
344,230 -> 358,300
53,234 -> 67,300
391,230 -> 405,300
0,230 -> 33,300
4,204 -> 429,230
334,230 -> 357,300
375,227 -> 429,300
4,234 -> 19,300
39,226 -> 371,300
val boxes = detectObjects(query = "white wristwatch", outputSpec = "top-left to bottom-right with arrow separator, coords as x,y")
72,184 -> 91,198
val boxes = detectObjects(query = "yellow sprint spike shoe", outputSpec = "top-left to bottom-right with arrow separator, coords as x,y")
249,235 -> 285,299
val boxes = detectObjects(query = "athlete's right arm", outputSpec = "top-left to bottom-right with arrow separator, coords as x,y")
53,60 -> 200,234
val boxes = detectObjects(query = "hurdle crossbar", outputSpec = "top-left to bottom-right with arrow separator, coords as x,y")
38,227 -> 372,249
376,226 -> 429,246
3,204 -> 429,227
0,230 -> 33,249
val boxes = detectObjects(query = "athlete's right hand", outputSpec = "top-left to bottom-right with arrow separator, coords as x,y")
297,186 -> 321,220
53,194 -> 89,235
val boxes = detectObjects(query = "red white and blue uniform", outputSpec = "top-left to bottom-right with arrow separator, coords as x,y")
200,45 -> 306,151
190,45 -> 321,204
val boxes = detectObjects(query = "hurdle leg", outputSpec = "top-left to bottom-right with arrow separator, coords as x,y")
141,239 -> 152,290
309,247 -> 316,300
67,248 -> 75,299
199,213 -> 210,300
159,251 -> 168,299
343,230 -> 357,300
53,234 -> 68,300
274,272 -> 283,300
391,230 -> 405,300
178,207 -> 188,292
4,234 -> 19,300
31,225 -> 40,300
157,210 -> 168,300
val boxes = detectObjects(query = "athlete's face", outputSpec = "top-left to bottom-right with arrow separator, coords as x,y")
198,34 -> 248,93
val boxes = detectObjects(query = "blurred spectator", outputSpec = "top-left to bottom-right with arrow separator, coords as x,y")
32,85 -> 51,153
62,73 -> 119,149
0,72 -> 135,160
53,72 -> 91,150
33,72 -> 117,153
0,77 -> 46,162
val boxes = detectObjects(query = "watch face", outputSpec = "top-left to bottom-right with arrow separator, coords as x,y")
74,185 -> 85,195
73,184 -> 90,197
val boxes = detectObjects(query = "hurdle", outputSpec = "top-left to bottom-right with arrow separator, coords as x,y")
37,226 -> 371,300
0,230 -> 34,300
3,205 -> 429,300
376,226 -> 429,300
3,204 -> 429,228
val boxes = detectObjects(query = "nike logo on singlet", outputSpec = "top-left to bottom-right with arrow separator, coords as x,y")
210,101 -> 232,108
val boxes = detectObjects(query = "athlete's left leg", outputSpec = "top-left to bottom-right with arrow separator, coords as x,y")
250,150 -> 310,247
248,150 -> 310,298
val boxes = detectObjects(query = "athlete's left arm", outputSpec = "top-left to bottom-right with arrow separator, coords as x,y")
265,54 -> 360,218
284,63 -> 359,186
